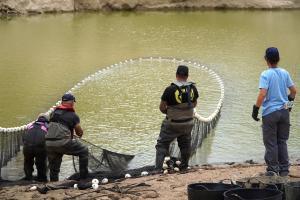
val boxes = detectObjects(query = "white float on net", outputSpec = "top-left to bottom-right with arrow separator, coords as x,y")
92,178 -> 99,184
125,174 -> 131,178
101,178 -> 108,184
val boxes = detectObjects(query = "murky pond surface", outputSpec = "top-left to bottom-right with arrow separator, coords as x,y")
0,11 -> 299,179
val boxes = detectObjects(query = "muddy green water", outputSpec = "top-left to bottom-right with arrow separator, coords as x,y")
0,11 -> 299,168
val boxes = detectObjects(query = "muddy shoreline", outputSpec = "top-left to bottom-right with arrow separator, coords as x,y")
1,162 -> 299,200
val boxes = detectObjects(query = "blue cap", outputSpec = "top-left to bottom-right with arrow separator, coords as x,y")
265,47 -> 280,63
62,93 -> 76,102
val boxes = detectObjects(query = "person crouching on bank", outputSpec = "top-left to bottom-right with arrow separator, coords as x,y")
45,93 -> 88,181
23,113 -> 49,182
155,65 -> 199,170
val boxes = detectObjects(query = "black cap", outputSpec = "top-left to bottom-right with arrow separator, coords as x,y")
265,47 -> 280,64
62,93 -> 76,102
176,65 -> 189,76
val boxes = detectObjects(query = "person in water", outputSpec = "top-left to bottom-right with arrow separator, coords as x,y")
45,93 -> 88,181
155,65 -> 199,170
23,113 -> 49,182
252,47 -> 297,176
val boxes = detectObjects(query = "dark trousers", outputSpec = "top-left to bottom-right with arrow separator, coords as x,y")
46,139 -> 88,181
23,145 -> 47,181
262,109 -> 290,175
155,119 -> 193,169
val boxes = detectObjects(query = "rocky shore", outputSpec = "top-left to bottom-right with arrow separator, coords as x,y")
0,163 -> 299,200
1,0 -> 300,15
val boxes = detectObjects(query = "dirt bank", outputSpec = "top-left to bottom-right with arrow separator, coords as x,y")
0,163 -> 299,200
1,0 -> 300,15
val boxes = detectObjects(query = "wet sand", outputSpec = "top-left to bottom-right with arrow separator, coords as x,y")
0,163 -> 299,200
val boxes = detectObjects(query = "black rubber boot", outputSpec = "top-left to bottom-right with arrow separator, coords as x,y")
180,149 -> 190,170
155,150 -> 166,170
50,173 -> 59,182
79,169 -> 88,180
21,176 -> 33,181
79,153 -> 89,180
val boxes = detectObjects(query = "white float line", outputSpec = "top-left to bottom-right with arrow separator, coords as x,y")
194,112 -> 211,123
0,57 -> 225,130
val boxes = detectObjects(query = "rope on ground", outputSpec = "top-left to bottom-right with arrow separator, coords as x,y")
64,182 -> 156,200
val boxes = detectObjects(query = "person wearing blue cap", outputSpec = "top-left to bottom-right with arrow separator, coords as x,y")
252,47 -> 297,176
45,93 -> 88,181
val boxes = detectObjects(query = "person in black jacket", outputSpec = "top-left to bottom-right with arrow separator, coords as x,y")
155,65 -> 199,170
46,93 -> 88,181
23,113 -> 49,182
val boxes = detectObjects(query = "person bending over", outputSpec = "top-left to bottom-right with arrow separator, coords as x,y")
23,113 -> 49,182
46,93 -> 88,181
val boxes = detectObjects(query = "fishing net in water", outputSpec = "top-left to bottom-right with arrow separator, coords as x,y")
69,57 -> 224,179
72,138 -> 135,173
71,115 -> 221,180
0,58 -> 224,182
70,138 -> 157,180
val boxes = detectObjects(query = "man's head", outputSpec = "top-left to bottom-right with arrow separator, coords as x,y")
37,113 -> 50,123
265,47 -> 280,66
61,93 -> 76,105
176,65 -> 189,81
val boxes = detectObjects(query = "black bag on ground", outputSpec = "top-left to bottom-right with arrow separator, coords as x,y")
285,181 -> 300,200
188,182 -> 240,200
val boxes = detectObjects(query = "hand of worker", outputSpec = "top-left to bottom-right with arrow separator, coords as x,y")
288,94 -> 295,102
76,132 -> 83,138
288,95 -> 295,112
252,105 -> 260,121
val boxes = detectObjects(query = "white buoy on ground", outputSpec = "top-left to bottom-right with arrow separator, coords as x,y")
162,163 -> 168,169
175,161 -> 181,166
92,183 -> 99,190
164,156 -> 170,162
92,178 -> 99,184
163,170 -> 168,174
125,173 -> 131,178
141,171 -> 149,176
101,178 -> 108,184
73,184 -> 78,189
29,186 -> 37,191
174,167 -> 180,172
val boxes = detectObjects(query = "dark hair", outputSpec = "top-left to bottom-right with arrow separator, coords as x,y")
265,47 -> 280,65
176,65 -> 189,76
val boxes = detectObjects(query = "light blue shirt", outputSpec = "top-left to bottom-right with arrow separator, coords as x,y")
259,67 -> 294,116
